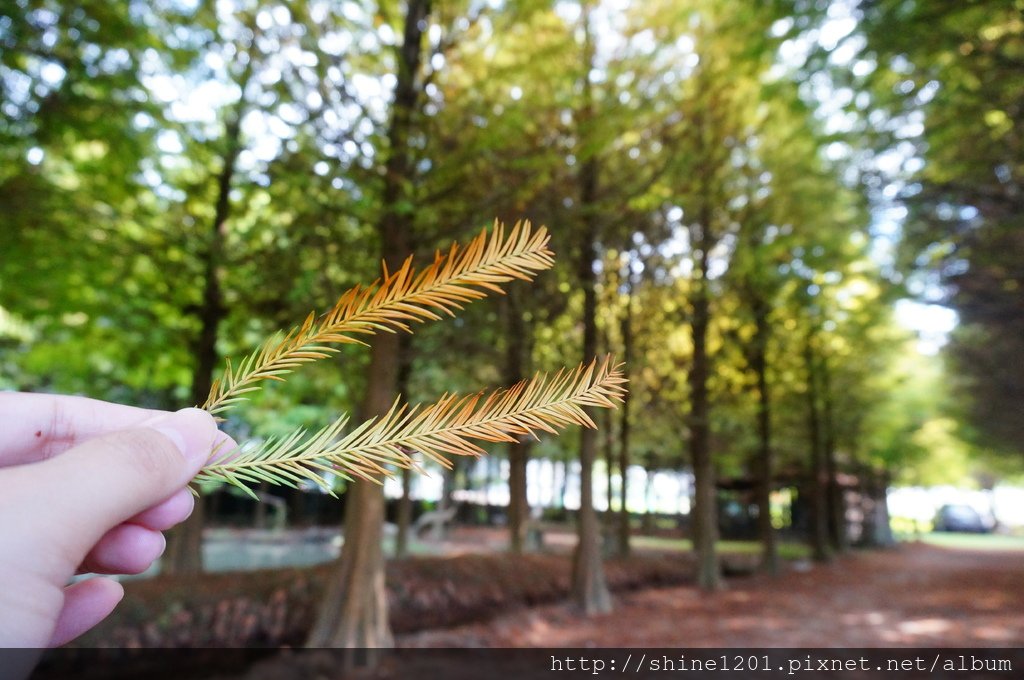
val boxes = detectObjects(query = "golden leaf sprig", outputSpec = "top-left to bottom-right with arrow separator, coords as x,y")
202,221 -> 554,414
196,356 -> 626,498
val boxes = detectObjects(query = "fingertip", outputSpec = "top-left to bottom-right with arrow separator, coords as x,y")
145,408 -> 222,472
81,524 -> 166,575
48,578 -> 124,647
131,489 -> 195,530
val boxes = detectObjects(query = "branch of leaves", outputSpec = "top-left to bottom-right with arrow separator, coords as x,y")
194,221 -> 627,496
202,221 -> 554,415
196,357 -> 626,498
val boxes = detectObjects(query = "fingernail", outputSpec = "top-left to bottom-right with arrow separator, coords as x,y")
142,408 -> 221,471
150,423 -> 188,455
151,423 -> 190,457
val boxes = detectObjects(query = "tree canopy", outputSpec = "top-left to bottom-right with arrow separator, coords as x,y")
2,0 -> 1019,649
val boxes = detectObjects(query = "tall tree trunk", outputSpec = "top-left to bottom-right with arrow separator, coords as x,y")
557,460 -> 568,509
599,309 -> 615,518
486,453 -> 499,507
750,295 -> 778,575
306,468 -> 391,650
394,336 -> 414,559
569,4 -> 611,614
641,464 -> 655,534
164,110 -> 245,576
395,468 -> 413,558
568,0 -> 612,614
504,290 -> 533,553
307,0 -> 428,651
305,282 -> 402,650
821,356 -> 846,552
860,465 -> 876,547
570,237 -> 612,612
550,460 -> 560,509
803,331 -> 831,562
441,460 -> 457,509
689,268 -> 719,589
863,469 -> 895,547
874,471 -> 895,546
508,439 -> 532,552
616,279 -> 634,556
600,401 -> 618,553
603,404 -> 615,514
253,481 -> 269,529
289,487 -> 306,528
689,172 -> 721,591
570,225 -> 612,612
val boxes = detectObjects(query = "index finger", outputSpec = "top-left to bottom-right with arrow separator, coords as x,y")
0,392 -> 166,466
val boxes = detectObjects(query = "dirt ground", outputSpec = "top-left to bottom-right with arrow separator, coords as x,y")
399,542 -> 1024,648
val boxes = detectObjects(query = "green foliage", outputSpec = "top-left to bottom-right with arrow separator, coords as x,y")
855,0 -> 1024,458
2,0 -> 1012,525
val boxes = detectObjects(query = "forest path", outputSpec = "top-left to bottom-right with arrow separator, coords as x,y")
399,542 -> 1024,647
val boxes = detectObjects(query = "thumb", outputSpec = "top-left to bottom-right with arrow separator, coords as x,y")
10,408 -> 223,570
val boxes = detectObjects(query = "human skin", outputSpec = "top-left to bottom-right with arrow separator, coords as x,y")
0,393 -> 235,648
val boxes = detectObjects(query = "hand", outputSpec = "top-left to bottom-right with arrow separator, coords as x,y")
0,393 -> 234,648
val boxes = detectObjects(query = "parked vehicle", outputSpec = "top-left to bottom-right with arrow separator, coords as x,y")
933,504 -> 990,533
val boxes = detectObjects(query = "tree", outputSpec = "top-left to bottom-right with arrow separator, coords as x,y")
503,286 -> 535,554
157,1 -> 345,574
0,1 -> 171,398
164,97 -> 250,575
305,0 -> 430,650
565,0 -> 614,615
855,0 -> 1024,457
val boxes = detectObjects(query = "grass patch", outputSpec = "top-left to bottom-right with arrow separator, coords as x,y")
914,532 -> 1024,551
631,536 -> 811,560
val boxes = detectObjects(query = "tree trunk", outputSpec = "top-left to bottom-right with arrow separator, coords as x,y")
164,110 -> 245,576
395,468 -> 413,558
253,481 -> 269,529
569,1 -> 612,615
689,281 -> 720,589
503,290 -> 533,553
616,280 -> 634,556
307,0 -> 428,651
603,404 -> 615,514
860,465 -> 878,547
751,296 -> 778,575
441,460 -> 458,509
289,487 -> 306,528
557,460 -> 569,509
821,356 -> 847,553
485,452 -> 499,507
547,460 -> 558,509
570,230 -> 612,611
394,336 -> 414,559
642,465 -> 655,534
874,471 -> 895,546
600,403 -> 618,553
162,501 -> 205,576
689,172 -> 721,591
803,331 -> 831,562
572,427 -> 612,614
306,475 -> 391,650
863,470 -> 895,547
508,439 -> 532,552
305,311 -> 402,649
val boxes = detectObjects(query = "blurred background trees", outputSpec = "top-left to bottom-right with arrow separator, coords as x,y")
2,0 -> 1021,653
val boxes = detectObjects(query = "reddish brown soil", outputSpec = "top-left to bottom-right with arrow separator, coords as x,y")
399,542 -> 1024,648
